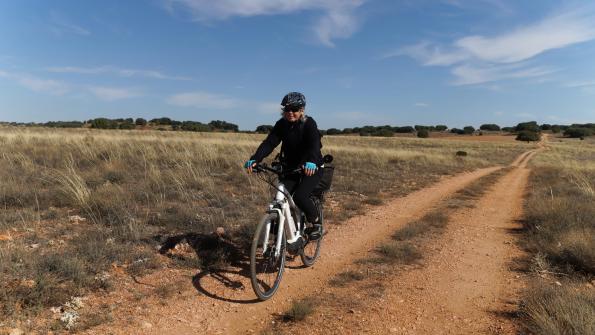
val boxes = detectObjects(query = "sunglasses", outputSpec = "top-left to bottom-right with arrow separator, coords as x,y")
283,106 -> 302,113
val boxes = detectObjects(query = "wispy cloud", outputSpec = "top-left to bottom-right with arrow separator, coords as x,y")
49,11 -> 90,36
163,0 -> 365,47
451,63 -> 555,85
415,102 -> 429,107
564,80 -> 595,88
0,70 -> 70,95
388,6 -> 595,85
167,91 -> 239,109
87,86 -> 142,101
256,102 -> 282,115
47,66 -> 192,80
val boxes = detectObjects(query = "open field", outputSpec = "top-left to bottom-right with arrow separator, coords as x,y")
0,127 -> 532,332
0,128 -> 530,334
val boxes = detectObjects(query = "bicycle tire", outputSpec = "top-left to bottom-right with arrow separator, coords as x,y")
300,197 -> 323,267
250,212 -> 286,300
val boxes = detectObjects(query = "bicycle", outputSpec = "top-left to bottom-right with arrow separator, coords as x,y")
249,156 -> 333,301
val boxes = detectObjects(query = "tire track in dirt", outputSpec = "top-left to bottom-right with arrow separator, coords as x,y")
367,156 -> 534,334
285,147 -> 541,335
86,166 -> 505,334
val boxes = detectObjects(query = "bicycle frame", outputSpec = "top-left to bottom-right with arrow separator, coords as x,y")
264,181 -> 303,258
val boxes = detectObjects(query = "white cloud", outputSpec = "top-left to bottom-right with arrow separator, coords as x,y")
256,102 -> 282,115
164,0 -> 365,47
88,86 -> 141,101
0,70 -> 70,95
167,91 -> 239,109
383,42 -> 468,66
47,66 -> 192,80
415,102 -> 429,107
455,10 -> 595,63
49,11 -> 90,36
564,80 -> 595,88
389,6 -> 595,85
451,63 -> 555,85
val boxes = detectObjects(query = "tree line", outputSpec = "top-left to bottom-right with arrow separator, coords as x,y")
1,118 -> 592,139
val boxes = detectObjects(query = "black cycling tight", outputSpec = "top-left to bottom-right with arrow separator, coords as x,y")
282,169 -> 323,223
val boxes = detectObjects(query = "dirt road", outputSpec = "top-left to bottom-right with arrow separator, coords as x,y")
87,148 -> 539,334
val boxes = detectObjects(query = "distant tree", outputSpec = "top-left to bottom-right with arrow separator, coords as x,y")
326,128 -> 342,135
90,118 -> 118,129
119,122 -> 135,130
417,129 -> 429,138
564,127 -> 593,138
150,117 -> 172,125
181,121 -> 210,132
44,121 -> 84,128
435,125 -> 448,131
209,120 -> 238,132
502,127 -> 514,132
371,128 -> 394,137
342,128 -> 354,134
516,131 -> 541,142
479,124 -> 500,131
450,128 -> 465,135
255,125 -> 273,134
515,121 -> 540,132
463,126 -> 475,134
540,123 -> 552,131
135,118 -> 147,126
395,126 -> 415,133
551,125 -> 561,133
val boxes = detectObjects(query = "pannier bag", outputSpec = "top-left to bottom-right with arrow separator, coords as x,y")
312,165 -> 334,197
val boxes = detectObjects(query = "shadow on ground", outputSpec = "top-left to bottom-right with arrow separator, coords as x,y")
156,232 -> 261,303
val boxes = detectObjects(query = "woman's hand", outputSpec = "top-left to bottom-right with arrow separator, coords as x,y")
303,162 -> 317,176
244,160 -> 256,173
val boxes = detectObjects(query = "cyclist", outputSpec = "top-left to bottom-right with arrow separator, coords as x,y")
244,92 -> 324,240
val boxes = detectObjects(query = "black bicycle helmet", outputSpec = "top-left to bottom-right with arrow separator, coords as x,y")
281,92 -> 306,108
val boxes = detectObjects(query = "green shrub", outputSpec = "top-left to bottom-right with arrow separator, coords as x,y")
564,127 -> 593,138
516,131 -> 541,142
417,129 -> 429,138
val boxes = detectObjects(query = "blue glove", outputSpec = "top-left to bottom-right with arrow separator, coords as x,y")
303,162 -> 317,175
244,160 -> 256,169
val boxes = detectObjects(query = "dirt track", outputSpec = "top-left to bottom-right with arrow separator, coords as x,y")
87,147 -> 540,334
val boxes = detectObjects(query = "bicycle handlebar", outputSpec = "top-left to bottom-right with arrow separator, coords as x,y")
254,163 -> 302,177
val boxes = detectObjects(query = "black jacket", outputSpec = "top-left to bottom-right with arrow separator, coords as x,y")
251,116 -> 323,169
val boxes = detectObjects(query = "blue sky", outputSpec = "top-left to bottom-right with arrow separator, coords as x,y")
0,0 -> 594,130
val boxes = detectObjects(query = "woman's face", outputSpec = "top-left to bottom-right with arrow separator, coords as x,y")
283,106 -> 304,122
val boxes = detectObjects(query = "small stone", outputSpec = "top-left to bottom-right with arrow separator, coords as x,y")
141,321 -> 153,329
348,309 -> 355,314
555,281 -> 562,286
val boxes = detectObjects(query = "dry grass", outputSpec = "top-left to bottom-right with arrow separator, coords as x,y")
520,139 -> 595,333
0,126 -> 527,327
283,298 -> 316,322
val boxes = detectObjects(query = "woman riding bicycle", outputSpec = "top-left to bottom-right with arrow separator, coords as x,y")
244,92 -> 324,240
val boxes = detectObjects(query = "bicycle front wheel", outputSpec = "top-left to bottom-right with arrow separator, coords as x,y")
300,197 -> 324,267
250,212 -> 286,300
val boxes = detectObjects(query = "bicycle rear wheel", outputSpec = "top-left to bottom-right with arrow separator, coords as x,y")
250,212 -> 286,300
300,197 -> 323,267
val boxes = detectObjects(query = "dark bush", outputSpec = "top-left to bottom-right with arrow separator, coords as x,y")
516,131 -> 541,142
463,126 -> 475,134
516,121 -> 540,132
326,128 -> 342,135
255,125 -> 273,134
480,124 -> 500,131
135,118 -> 147,126
564,127 -> 593,138
435,125 -> 448,131
395,126 -> 415,133
450,128 -> 465,135
417,129 -> 429,138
